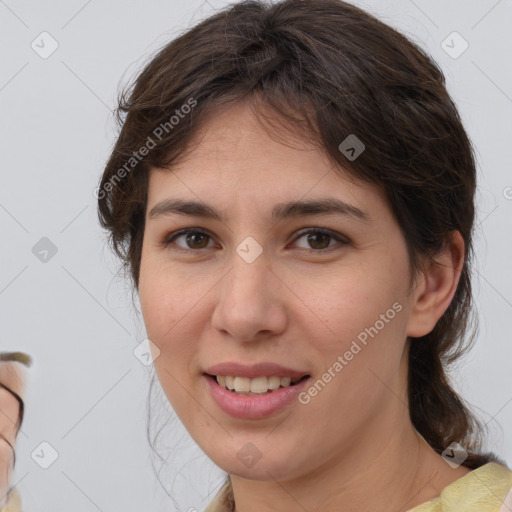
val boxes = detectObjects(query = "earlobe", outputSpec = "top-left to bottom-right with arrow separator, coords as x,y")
406,231 -> 465,338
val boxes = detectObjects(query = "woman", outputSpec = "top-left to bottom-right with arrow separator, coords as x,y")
92,0 -> 512,510
2,3 -> 510,510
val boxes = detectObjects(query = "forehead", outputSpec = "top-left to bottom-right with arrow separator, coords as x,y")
146,100 -> 390,222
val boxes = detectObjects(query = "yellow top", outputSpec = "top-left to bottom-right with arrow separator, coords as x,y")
1,488 -> 21,512
408,462 -> 512,512
204,462 -> 512,512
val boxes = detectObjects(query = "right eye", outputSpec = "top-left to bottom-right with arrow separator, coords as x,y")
161,228 -> 216,252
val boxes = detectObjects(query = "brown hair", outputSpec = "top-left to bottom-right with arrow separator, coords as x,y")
97,0 -> 495,471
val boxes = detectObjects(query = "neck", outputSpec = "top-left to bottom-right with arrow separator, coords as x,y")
229,405 -> 470,512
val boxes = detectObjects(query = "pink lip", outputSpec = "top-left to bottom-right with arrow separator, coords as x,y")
204,361 -> 309,380
204,374 -> 310,419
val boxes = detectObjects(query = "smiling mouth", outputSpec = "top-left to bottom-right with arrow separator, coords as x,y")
205,373 -> 310,395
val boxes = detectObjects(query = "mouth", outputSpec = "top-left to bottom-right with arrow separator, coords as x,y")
204,373 -> 310,396
204,370 -> 312,419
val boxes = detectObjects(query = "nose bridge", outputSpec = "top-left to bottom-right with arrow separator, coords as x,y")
211,238 -> 286,341
226,239 -> 272,310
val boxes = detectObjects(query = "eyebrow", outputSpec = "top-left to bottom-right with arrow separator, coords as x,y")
148,198 -> 370,223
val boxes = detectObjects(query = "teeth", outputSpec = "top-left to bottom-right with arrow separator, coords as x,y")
234,376 -> 251,392
268,376 -> 281,390
280,377 -> 291,387
225,376 -> 234,389
250,376 -> 268,393
215,375 -> 304,394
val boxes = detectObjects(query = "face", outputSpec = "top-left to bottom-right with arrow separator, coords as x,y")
138,99 -> 420,482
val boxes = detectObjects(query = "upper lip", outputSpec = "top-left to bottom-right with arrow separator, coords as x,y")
204,362 -> 310,380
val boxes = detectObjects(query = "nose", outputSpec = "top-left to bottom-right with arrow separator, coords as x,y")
210,245 -> 287,343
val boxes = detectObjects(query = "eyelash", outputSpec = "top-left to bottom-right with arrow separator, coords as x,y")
160,227 -> 350,254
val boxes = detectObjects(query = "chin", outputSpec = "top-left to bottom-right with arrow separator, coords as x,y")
202,437 -> 307,482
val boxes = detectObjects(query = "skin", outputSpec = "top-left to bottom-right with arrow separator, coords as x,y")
0,362 -> 25,509
138,98 -> 471,512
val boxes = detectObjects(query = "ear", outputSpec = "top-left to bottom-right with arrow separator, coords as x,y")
406,231 -> 465,338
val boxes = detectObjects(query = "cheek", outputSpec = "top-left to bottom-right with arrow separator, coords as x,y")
138,264 -> 204,421
139,254 -> 197,337
138,259 -> 201,372
311,266 -> 405,349
302,264 -> 409,406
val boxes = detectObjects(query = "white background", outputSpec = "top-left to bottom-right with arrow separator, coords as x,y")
1,0 -> 511,510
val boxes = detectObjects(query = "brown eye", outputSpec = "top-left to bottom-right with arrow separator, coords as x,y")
184,232 -> 210,249
163,229 -> 214,251
293,228 -> 349,252
306,232 -> 331,250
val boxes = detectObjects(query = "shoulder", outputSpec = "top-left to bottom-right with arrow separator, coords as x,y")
204,478 -> 234,512
1,488 -> 22,512
410,462 -> 512,512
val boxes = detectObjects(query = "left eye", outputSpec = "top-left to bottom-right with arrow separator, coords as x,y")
292,228 -> 348,252
162,228 -> 348,252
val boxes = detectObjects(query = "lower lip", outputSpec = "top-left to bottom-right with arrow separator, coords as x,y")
204,374 -> 310,419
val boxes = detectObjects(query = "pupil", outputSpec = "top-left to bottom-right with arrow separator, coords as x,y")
308,233 -> 330,250
188,233 -> 208,249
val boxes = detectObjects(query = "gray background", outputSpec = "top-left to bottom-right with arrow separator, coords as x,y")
1,0 -> 511,510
